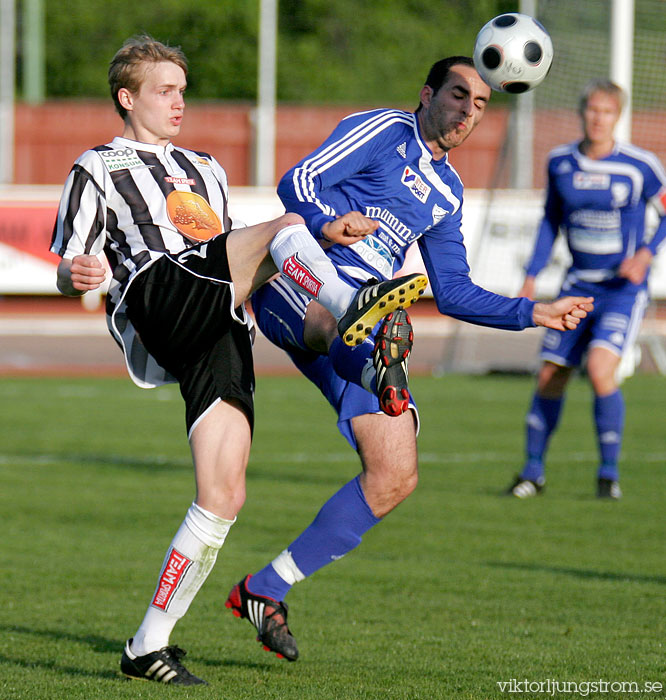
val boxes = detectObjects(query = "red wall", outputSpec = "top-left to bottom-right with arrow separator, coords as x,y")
13,101 -> 507,189
14,101 -> 665,190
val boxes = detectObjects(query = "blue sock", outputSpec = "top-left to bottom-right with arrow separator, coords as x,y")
329,336 -> 376,393
522,394 -> 564,481
595,390 -> 624,481
248,476 -> 380,601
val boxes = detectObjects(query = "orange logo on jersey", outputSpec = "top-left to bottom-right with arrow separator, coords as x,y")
166,190 -> 222,242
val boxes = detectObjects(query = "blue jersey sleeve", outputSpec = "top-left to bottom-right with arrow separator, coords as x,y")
277,110 -> 402,238
641,163 -> 666,255
648,206 -> 666,255
525,158 -> 561,277
418,213 -> 536,331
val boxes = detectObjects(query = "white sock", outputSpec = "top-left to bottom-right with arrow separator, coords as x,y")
360,354 -> 376,393
271,549 -> 306,586
130,503 -> 235,656
269,224 -> 356,319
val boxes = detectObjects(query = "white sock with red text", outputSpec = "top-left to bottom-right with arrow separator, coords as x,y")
269,224 -> 356,319
130,502 -> 235,656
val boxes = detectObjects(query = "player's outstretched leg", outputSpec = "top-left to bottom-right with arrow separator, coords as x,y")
337,273 -> 427,346
120,639 -> 207,685
373,309 -> 414,417
225,575 -> 299,661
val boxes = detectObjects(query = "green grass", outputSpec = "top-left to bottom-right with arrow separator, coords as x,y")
0,373 -> 664,699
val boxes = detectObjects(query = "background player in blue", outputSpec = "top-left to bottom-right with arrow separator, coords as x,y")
51,36 -> 424,686
508,80 -> 666,500
225,56 -> 594,661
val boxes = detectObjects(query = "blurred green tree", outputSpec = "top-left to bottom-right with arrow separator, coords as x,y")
39,0 -> 511,103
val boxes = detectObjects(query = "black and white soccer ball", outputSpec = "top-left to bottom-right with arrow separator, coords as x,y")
473,13 -> 553,94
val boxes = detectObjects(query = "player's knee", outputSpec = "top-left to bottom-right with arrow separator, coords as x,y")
537,362 -> 570,395
398,469 -> 419,502
276,212 -> 304,229
379,467 -> 418,507
588,369 -> 617,395
198,482 -> 246,520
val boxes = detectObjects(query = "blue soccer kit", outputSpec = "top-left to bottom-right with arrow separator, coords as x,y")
521,140 -> 666,484
253,108 -> 537,447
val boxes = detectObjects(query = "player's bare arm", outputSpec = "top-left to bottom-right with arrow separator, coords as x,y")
56,255 -> 106,296
320,211 -> 379,246
518,275 -> 537,300
532,296 -> 594,331
618,247 -> 653,285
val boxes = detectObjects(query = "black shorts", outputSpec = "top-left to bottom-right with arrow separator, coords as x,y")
124,235 -> 255,435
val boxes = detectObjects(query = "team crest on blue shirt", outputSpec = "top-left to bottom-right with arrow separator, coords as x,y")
432,204 -> 448,226
611,182 -> 630,208
401,166 -> 431,203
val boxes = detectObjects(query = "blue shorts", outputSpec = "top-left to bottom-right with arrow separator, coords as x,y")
252,277 -> 417,450
540,283 -> 649,368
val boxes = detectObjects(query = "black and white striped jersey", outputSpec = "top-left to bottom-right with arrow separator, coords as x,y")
50,136 -> 241,387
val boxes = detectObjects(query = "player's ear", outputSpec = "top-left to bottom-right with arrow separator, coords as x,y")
118,88 -> 134,113
419,85 -> 433,109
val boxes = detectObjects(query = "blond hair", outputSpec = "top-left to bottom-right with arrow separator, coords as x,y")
578,79 -> 626,115
108,35 -> 188,119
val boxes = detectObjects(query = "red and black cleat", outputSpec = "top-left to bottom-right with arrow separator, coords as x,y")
225,575 -> 299,661
373,308 -> 414,417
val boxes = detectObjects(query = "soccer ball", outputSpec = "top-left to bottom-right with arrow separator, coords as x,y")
473,13 -> 553,94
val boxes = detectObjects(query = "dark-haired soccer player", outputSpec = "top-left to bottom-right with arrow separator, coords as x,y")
226,56 -> 594,661
51,35 -> 426,686
508,79 -> 666,500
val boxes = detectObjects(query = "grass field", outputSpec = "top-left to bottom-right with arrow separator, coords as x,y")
0,373 -> 664,699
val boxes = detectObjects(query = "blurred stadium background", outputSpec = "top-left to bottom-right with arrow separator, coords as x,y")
0,0 -> 665,376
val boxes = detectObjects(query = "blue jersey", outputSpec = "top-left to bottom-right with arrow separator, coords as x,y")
277,108 -> 535,331
526,141 -> 666,290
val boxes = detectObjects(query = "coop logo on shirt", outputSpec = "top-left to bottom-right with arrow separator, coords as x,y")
401,166 -> 431,203
573,172 -> 610,190
99,148 -> 145,172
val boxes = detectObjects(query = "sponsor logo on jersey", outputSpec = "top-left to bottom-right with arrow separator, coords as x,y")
166,190 -> 222,242
283,254 -> 323,297
192,156 -> 211,167
100,147 -> 145,172
573,172 -> 610,190
350,236 -> 394,278
401,166 -> 431,203
432,203 -> 448,226
151,548 -> 192,611
165,176 -> 196,186
396,141 -> 407,158
364,206 -> 414,243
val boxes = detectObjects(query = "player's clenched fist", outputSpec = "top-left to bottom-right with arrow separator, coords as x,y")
56,254 -> 107,296
532,296 -> 594,331
320,211 -> 379,246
